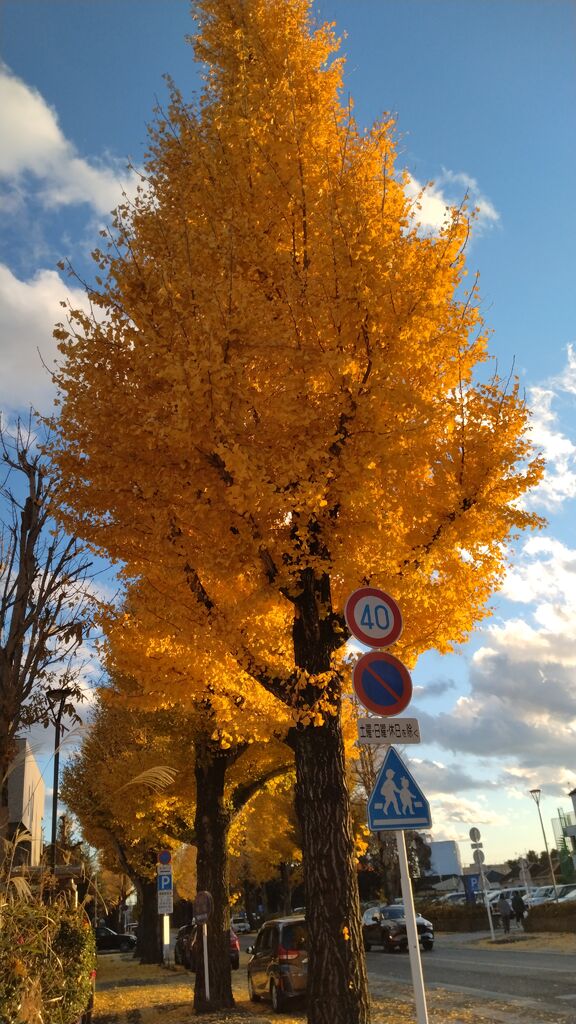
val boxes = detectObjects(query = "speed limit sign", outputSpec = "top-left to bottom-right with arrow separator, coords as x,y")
344,588 -> 403,648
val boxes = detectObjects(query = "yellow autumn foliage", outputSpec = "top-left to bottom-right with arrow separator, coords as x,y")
50,0 -> 542,703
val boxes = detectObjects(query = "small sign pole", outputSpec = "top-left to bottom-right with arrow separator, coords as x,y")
396,830 -> 429,1024
470,828 -> 495,940
202,922 -> 210,1002
157,851 -> 173,962
194,891 -> 214,1005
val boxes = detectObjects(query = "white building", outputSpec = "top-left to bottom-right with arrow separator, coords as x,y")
8,738 -> 45,866
425,839 -> 462,878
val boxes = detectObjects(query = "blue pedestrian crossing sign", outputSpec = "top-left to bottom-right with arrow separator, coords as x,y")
367,747 -> 432,831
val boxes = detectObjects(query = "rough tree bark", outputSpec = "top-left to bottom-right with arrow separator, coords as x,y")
135,874 -> 163,964
193,748 -> 234,1011
289,568 -> 370,1024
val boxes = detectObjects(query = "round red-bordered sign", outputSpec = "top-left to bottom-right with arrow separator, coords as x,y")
352,650 -> 412,716
344,588 -> 403,648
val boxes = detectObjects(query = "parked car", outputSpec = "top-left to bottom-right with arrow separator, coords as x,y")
174,922 -> 240,970
557,886 -> 576,903
524,886 -> 552,907
94,925 -> 137,952
436,892 -> 466,905
231,914 -> 252,934
174,923 -> 196,968
247,914 -> 308,1012
361,904 -> 434,952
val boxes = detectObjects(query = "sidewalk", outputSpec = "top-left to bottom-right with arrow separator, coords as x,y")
93,942 -> 576,1024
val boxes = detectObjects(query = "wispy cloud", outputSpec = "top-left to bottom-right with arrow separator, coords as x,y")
0,65 -> 137,215
413,528 -> 576,785
526,358 -> 576,511
405,167 -> 500,235
0,263 -> 88,414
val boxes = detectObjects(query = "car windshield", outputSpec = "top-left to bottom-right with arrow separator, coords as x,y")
281,922 -> 307,950
382,907 -> 404,920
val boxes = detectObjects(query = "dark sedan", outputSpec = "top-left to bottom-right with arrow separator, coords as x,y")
94,925 -> 137,952
362,904 -> 434,952
174,923 -> 240,970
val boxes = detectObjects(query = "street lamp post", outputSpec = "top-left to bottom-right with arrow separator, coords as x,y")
47,687 -> 73,873
529,788 -> 560,901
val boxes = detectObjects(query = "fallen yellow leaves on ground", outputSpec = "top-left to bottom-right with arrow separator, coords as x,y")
93,944 -> 573,1024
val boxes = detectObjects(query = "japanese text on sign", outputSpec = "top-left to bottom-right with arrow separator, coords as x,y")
357,717 -> 420,745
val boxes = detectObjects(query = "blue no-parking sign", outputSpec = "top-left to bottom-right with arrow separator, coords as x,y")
353,650 -> 412,716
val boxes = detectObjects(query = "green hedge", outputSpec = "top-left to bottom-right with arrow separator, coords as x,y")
524,901 -> 576,933
416,902 -> 489,931
0,899 -> 96,1024
416,899 -> 576,934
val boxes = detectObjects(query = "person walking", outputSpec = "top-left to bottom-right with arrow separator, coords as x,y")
497,894 -> 512,934
511,890 -> 527,929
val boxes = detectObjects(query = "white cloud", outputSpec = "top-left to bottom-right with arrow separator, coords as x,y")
0,264 -> 88,414
501,536 -> 576,617
526,385 -> 576,509
0,65 -> 137,215
553,342 -> 576,397
405,168 -> 499,234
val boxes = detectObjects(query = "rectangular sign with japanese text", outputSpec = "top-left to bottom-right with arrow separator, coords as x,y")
357,716 -> 420,745
157,891 -> 173,915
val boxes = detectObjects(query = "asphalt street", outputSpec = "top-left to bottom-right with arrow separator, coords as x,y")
234,931 -> 576,1018
365,934 -> 576,1018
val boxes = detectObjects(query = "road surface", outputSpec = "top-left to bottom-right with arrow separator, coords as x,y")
366,934 -> 576,1018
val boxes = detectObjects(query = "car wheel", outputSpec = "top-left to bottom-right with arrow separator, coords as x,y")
422,942 -> 434,952
248,974 -> 260,1002
270,981 -> 284,1013
231,954 -> 239,971
363,939 -> 371,951
174,948 -> 182,965
119,940 -> 132,952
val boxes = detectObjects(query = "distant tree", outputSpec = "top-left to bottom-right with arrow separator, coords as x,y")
0,422 -> 93,842
61,692 -> 188,964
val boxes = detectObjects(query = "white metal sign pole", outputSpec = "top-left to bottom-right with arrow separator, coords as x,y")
162,914 -> 170,960
479,863 -> 495,940
396,830 -> 429,1024
202,922 -> 210,1002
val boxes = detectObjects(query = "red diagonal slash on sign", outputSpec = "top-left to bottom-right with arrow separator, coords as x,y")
364,660 -> 402,701
352,650 -> 413,716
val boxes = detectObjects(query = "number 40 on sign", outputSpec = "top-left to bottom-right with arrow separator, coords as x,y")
344,588 -> 403,648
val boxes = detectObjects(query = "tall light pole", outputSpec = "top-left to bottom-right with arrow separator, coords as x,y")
47,686 -> 73,873
529,788 -> 559,901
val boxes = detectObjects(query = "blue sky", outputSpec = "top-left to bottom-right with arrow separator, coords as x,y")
1,0 -> 575,869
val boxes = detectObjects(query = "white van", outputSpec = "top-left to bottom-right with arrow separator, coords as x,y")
488,886 -> 532,908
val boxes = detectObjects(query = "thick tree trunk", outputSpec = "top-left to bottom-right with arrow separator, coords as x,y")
0,715 -> 16,842
293,714 -> 370,1024
291,569 -> 370,1024
279,861 -> 293,915
136,877 -> 163,964
193,750 -> 234,1012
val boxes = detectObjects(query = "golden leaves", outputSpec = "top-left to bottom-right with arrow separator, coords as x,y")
48,0 -> 543,730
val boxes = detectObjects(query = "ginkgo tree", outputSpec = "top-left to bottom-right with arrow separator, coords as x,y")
49,2 -> 543,1021
102,581 -> 293,1008
61,691 -> 192,963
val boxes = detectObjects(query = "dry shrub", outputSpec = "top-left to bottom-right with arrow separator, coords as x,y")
0,896 -> 96,1024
